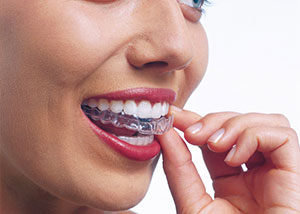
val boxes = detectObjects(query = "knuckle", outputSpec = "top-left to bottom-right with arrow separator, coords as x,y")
179,194 -> 212,214
222,114 -> 244,128
201,112 -> 221,124
270,113 -> 291,127
242,127 -> 257,138
204,111 -> 239,121
286,127 -> 298,141
167,154 -> 193,170
226,112 -> 259,123
223,113 -> 291,130
204,112 -> 222,120
244,112 -> 263,118
203,112 -> 215,120
239,127 -> 262,145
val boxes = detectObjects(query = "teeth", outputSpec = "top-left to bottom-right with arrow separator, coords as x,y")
118,135 -> 154,146
137,101 -> 152,119
98,99 -> 109,111
110,100 -> 123,113
162,102 -> 169,116
151,103 -> 162,119
124,100 -> 137,116
84,98 -> 170,119
87,99 -> 98,108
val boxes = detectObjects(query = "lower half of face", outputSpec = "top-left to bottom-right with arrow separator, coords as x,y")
0,0 -> 208,211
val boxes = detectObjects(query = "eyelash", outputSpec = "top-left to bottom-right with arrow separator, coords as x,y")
178,0 -> 209,12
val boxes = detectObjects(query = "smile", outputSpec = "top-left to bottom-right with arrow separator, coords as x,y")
81,87 -> 176,161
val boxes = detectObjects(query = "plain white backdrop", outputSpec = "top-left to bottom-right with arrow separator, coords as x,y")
132,0 -> 300,213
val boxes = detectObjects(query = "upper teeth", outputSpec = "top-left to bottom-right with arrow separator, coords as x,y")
85,99 -> 170,119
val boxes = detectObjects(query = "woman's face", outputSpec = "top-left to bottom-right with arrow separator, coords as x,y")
0,0 -> 208,211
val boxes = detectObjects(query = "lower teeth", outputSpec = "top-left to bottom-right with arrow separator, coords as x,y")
117,134 -> 154,146
81,105 -> 173,135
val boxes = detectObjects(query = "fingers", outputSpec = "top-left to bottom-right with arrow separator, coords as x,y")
205,113 -> 291,153
171,108 -> 243,180
172,106 -> 299,175
184,112 -> 240,147
157,129 -> 213,213
170,106 -> 202,131
183,112 -> 291,152
224,126 -> 300,172
170,106 -> 239,146
163,107 -> 300,213
200,145 -> 243,180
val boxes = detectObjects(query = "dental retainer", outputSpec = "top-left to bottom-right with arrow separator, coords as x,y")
81,105 -> 174,135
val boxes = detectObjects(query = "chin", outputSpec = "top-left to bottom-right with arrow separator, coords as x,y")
62,156 -> 159,212
41,135 -> 161,212
91,182 -> 150,211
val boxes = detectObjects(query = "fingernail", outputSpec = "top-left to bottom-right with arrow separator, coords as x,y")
186,122 -> 203,134
170,105 -> 182,112
208,128 -> 225,143
224,146 -> 236,162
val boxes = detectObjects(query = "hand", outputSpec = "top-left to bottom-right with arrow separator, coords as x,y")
157,107 -> 300,214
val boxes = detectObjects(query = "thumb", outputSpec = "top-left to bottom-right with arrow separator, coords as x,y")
157,129 -> 212,213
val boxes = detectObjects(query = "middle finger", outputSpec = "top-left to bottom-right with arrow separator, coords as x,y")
203,113 -> 290,153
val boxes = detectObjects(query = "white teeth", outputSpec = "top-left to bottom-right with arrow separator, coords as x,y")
87,99 -> 98,108
165,103 -> 170,115
137,101 -> 152,118
98,99 -> 109,111
151,103 -> 162,119
161,102 -> 168,116
124,100 -> 137,116
110,100 -> 123,113
85,98 -> 170,119
118,135 -> 154,146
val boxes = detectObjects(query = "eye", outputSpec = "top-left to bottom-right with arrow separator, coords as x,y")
178,0 -> 205,11
178,0 -> 208,22
192,0 -> 204,10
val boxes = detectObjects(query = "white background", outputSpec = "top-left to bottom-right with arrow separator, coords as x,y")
132,0 -> 300,213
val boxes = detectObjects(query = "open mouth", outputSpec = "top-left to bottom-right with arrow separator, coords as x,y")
81,88 -> 176,161
81,98 -> 173,146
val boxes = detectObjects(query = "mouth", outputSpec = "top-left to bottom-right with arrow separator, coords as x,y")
81,88 -> 176,161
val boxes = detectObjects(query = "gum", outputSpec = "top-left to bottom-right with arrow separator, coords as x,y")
81,105 -> 173,135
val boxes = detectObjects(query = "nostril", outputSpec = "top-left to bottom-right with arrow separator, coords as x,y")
143,61 -> 168,69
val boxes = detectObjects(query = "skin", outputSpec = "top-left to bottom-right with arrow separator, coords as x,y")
1,1 -> 300,214
158,107 -> 300,214
0,0 -> 207,213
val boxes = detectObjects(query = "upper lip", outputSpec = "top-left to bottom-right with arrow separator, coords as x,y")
85,87 -> 177,103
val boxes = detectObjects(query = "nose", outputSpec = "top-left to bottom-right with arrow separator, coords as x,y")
126,0 -> 194,73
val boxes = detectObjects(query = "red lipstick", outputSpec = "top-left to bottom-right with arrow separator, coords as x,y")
82,87 -> 176,161
89,87 -> 176,103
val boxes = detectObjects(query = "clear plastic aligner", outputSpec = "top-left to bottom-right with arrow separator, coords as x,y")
81,105 -> 174,135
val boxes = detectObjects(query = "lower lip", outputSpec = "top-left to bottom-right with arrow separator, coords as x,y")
82,111 -> 161,161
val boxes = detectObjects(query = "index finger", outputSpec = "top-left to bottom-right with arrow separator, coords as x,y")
170,105 -> 202,131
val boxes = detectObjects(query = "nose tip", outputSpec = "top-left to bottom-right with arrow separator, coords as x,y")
125,1 -> 194,73
126,35 -> 193,72
126,32 -> 194,73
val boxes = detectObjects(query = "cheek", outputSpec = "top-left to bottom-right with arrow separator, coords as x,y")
190,25 -> 208,87
0,2 -> 156,208
9,1 -> 120,87
177,24 -> 208,106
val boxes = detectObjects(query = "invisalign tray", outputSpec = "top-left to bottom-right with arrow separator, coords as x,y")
81,105 -> 174,135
